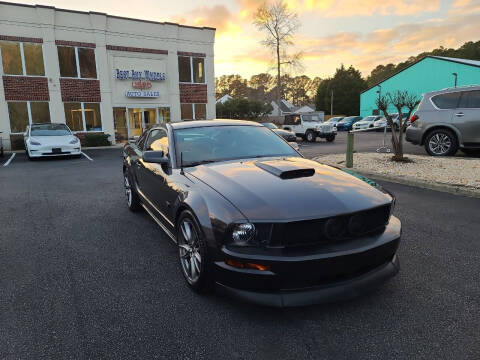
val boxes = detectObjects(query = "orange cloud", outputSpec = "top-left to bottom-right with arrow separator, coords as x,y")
170,5 -> 234,32
236,0 -> 440,17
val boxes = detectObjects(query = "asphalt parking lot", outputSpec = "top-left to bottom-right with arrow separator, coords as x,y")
1,148 -> 479,359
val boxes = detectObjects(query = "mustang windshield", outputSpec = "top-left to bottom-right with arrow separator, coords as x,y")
31,124 -> 71,136
174,125 -> 299,166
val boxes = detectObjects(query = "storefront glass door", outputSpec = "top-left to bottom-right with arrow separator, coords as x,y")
113,107 -> 128,142
128,108 -> 143,137
113,106 -> 171,141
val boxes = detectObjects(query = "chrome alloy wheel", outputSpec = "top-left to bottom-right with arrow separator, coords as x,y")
428,133 -> 451,155
178,219 -> 202,284
124,174 -> 132,207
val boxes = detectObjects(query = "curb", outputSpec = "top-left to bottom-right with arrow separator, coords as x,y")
351,169 -> 480,199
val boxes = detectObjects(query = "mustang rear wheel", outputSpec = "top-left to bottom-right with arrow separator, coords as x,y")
124,172 -> 141,211
177,211 -> 213,293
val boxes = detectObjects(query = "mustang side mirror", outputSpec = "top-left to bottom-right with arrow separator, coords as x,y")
142,150 -> 169,165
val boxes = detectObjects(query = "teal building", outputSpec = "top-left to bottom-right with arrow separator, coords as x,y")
360,56 -> 480,117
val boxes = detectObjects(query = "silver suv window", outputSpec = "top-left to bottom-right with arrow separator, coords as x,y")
458,90 -> 480,108
431,92 -> 461,109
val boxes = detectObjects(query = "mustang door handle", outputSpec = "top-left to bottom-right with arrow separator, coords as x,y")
455,112 -> 464,117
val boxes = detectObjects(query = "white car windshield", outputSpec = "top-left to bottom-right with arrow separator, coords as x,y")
31,124 -> 72,136
362,116 -> 376,122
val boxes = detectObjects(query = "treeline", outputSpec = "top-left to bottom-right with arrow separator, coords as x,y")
215,40 -> 480,116
366,40 -> 480,87
215,74 -> 321,107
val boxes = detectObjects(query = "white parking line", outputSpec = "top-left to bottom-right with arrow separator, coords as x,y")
81,152 -> 93,161
2,153 -> 15,167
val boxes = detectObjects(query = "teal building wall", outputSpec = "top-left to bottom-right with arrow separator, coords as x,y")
360,57 -> 480,117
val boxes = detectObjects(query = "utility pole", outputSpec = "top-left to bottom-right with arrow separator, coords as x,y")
330,90 -> 333,116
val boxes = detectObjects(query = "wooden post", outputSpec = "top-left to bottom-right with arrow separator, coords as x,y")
346,132 -> 354,168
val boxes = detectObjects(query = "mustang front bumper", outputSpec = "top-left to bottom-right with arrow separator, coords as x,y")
215,216 -> 401,307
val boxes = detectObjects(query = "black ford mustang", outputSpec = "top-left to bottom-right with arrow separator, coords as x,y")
123,120 -> 401,307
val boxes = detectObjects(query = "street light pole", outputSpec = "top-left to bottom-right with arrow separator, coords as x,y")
376,85 -> 382,115
452,73 -> 458,88
330,90 -> 333,116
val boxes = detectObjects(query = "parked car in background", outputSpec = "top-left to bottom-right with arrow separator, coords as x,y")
122,120 -> 401,307
374,113 -> 408,131
406,86 -> 480,156
336,116 -> 363,131
325,116 -> 344,125
262,122 -> 297,142
352,116 -> 383,131
282,112 -> 336,143
24,123 -> 81,159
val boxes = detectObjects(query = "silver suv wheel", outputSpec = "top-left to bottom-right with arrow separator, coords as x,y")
428,133 -> 451,155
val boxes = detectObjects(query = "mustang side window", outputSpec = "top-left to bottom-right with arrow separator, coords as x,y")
146,129 -> 168,154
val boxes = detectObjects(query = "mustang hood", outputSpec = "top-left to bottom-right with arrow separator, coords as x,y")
187,157 -> 392,221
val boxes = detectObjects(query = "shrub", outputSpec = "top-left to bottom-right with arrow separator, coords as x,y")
84,133 -> 111,147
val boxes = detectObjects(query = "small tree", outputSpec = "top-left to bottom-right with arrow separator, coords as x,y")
253,1 -> 301,113
376,90 -> 420,161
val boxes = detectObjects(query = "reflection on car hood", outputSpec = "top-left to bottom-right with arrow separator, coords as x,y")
187,157 -> 392,221
30,135 -> 76,145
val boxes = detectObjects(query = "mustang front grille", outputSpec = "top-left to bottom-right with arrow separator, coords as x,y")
258,204 -> 391,248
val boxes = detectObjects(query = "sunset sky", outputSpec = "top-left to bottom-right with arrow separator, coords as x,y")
15,0 -> 480,79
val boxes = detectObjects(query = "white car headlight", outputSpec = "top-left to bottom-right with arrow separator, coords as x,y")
30,140 -> 41,146
69,137 -> 79,144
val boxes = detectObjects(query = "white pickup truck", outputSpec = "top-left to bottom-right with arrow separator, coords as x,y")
282,112 -> 336,142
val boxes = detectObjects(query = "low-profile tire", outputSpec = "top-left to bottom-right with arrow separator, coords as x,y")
326,134 -> 335,142
123,171 -> 141,212
305,130 -> 316,143
177,210 -> 214,293
424,129 -> 458,156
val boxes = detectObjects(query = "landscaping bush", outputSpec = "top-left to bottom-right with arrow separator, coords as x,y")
84,133 -> 111,147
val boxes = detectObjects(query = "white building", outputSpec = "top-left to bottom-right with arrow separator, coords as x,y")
0,2 -> 216,150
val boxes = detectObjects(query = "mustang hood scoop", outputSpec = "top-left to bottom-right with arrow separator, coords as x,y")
255,159 -> 315,179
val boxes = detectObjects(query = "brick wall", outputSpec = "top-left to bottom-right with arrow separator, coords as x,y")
0,35 -> 42,43
3,76 -> 49,101
179,84 -> 207,103
55,40 -> 96,48
177,51 -> 206,57
60,79 -> 101,102
106,45 -> 168,55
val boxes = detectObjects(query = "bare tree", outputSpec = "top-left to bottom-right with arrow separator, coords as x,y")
376,90 -> 420,161
253,1 -> 301,114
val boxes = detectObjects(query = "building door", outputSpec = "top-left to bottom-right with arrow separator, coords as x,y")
113,107 -> 128,143
128,108 -> 143,137
158,107 -> 170,123
143,108 -> 157,130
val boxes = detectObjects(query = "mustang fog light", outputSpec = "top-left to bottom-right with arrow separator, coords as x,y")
225,259 -> 270,271
324,218 -> 346,240
231,223 -> 256,246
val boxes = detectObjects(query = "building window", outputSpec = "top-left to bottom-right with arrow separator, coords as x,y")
57,46 -> 97,79
181,103 -> 207,120
0,41 -> 45,76
178,56 -> 205,83
7,101 -> 51,133
64,102 -> 102,132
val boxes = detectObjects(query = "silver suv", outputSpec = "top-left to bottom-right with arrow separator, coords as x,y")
406,86 -> 480,156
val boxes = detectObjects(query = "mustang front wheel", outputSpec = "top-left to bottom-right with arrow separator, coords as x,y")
124,172 -> 141,211
177,211 -> 213,293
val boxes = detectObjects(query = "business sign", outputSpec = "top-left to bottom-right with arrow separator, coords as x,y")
132,80 -> 152,90
116,69 -> 166,81
125,90 -> 160,98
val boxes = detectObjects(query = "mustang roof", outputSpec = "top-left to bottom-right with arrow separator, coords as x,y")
169,119 -> 261,129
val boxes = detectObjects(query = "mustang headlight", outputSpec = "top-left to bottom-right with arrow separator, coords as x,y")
231,223 -> 256,246
69,137 -> 79,144
30,140 -> 41,146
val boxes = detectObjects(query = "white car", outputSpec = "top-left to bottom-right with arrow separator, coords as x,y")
24,123 -> 81,159
352,115 -> 383,131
